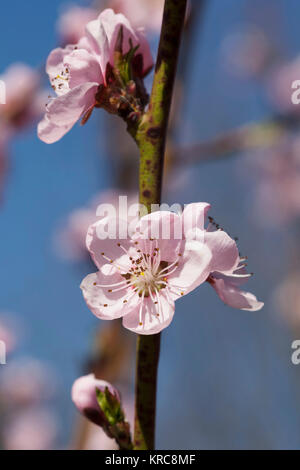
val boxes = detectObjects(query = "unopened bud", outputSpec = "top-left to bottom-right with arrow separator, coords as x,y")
71,373 -> 120,427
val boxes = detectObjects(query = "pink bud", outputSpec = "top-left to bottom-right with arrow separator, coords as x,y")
71,374 -> 120,427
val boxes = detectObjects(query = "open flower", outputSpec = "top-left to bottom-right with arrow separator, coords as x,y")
81,210 -> 212,334
182,202 -> 264,311
38,8 -> 153,144
81,203 -> 263,334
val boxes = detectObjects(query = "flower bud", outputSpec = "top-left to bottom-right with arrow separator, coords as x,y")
71,374 -> 120,427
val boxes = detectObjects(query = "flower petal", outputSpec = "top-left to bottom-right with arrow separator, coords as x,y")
210,276 -> 264,311
168,240 -> 212,297
85,16 -> 110,77
135,211 -> 183,262
86,217 -> 134,272
46,46 -> 74,82
86,9 -> 153,77
205,230 -> 239,274
46,82 -> 98,127
122,293 -> 175,334
182,202 -> 211,238
65,49 -> 103,88
80,267 -> 138,320
37,115 -> 74,144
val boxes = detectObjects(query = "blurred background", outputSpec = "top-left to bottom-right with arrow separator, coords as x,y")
1,0 -> 300,450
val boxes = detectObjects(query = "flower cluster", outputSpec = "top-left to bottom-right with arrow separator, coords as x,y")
38,8 -> 153,144
81,202 -> 263,335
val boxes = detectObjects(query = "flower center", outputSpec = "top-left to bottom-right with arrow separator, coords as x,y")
126,259 -> 169,297
51,66 -> 70,95
94,239 -> 185,326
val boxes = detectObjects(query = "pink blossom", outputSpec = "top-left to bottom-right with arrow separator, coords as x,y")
3,409 -> 58,450
0,63 -> 44,131
71,373 -> 120,426
273,273 -> 300,329
111,0 -> 164,33
0,358 -> 57,407
245,137 -> 300,226
81,208 -> 213,334
81,203 -> 263,333
0,63 -> 45,195
38,8 -> 153,144
267,55 -> 300,115
221,25 -> 271,78
83,423 -> 119,450
56,6 -> 99,45
183,202 -> 264,311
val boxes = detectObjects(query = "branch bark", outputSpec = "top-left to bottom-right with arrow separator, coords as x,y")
133,0 -> 188,451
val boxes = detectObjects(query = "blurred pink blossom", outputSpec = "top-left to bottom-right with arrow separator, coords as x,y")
0,63 -> 45,196
273,273 -> 300,329
111,0 -> 164,33
267,55 -> 300,114
83,423 -> 119,450
0,357 -> 57,407
3,409 -> 58,450
38,8 -> 153,143
221,25 -> 271,78
245,137 -> 300,226
56,6 -> 99,45
0,63 -> 45,131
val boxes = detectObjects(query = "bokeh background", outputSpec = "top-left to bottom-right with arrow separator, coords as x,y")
1,0 -> 300,450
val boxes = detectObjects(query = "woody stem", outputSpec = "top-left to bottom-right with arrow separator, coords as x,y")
133,0 -> 188,450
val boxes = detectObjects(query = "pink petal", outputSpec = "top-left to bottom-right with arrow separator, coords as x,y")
205,230 -> 239,274
168,240 -> 212,297
80,267 -> 139,320
46,46 -> 74,82
122,293 -> 175,334
182,202 -> 211,238
135,211 -> 183,262
46,82 -> 98,127
85,17 -> 110,77
87,9 -> 153,77
37,115 -> 74,144
134,28 -> 154,76
86,218 -> 133,272
65,49 -> 103,88
210,276 -> 264,311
